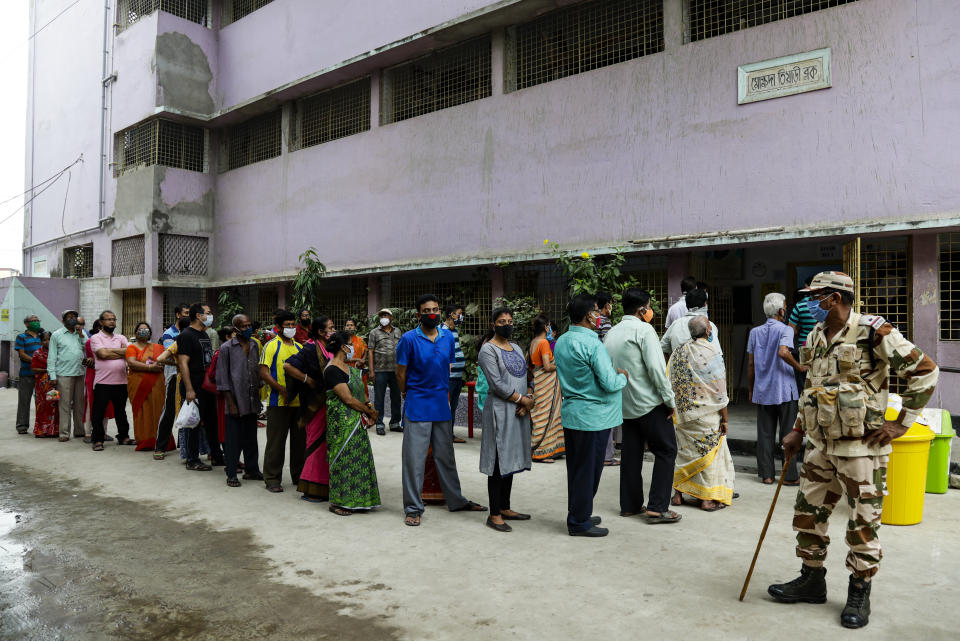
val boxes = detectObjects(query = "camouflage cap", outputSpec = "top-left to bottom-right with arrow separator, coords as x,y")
801,271 -> 855,294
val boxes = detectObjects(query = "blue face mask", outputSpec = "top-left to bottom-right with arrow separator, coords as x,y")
238,327 -> 254,339
707,332 -> 714,343
546,328 -> 554,341
805,297 -> 830,323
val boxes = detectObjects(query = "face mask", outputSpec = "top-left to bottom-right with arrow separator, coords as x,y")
454,315 -> 463,327
177,317 -> 190,329
238,327 -> 254,340
203,315 -> 214,327
546,328 -> 554,341
136,329 -> 150,339
379,317 -> 390,327
325,329 -> 335,339
494,324 -> 514,339
420,314 -> 440,330
282,327 -> 297,339
706,332 -> 714,343
806,297 -> 830,323
641,308 -> 654,323
345,346 -> 355,360
28,321 -> 41,332
345,328 -> 356,336
299,317 -> 310,326
65,318 -> 78,328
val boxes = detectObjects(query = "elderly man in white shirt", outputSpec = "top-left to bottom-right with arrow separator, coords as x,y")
664,276 -> 698,329
661,288 -> 720,357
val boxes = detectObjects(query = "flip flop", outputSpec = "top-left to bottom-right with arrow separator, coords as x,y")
603,459 -> 621,467
451,500 -> 488,512
641,510 -> 682,523
92,443 -> 104,451
404,514 -> 421,526
329,506 -> 352,516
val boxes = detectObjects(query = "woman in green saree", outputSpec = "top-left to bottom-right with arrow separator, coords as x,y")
323,331 -> 381,516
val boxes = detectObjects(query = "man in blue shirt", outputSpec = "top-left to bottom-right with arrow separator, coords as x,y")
397,294 -> 486,526
15,314 -> 43,434
554,294 -> 628,537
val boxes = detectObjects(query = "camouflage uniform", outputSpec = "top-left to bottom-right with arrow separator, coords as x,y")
793,310 -> 938,578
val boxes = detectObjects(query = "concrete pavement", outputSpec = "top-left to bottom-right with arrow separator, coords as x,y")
0,387 -> 957,640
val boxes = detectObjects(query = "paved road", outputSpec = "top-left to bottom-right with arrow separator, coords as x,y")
0,388 -> 956,640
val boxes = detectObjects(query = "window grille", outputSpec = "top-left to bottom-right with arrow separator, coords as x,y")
939,233 -> 960,341
506,263 -> 569,331
162,287 -> 205,328
381,36 -> 491,125
295,79 -> 371,151
381,272 -> 492,339
685,0 -> 858,43
859,236 -> 911,394
118,0 -> 210,31
118,120 -> 206,175
510,0 -> 664,92
158,234 -> 208,276
224,110 -> 282,171
222,0 -> 273,25
309,278 -> 369,330
63,244 -> 94,279
120,289 -> 147,338
111,236 -> 145,277
623,257 -> 669,336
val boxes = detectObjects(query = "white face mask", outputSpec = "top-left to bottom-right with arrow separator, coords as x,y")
203,314 -> 214,327
379,317 -> 390,327
345,346 -> 355,360
282,327 -> 297,339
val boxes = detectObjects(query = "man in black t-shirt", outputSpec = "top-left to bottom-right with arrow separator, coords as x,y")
177,302 -> 223,469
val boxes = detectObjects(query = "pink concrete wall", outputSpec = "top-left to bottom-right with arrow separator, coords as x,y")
214,0 -> 960,280
217,0 -> 506,109
111,12 -> 161,131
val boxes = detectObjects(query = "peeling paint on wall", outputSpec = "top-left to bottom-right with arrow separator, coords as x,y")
156,32 -> 215,115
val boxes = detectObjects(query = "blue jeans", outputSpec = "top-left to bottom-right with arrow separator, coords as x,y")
374,371 -> 402,426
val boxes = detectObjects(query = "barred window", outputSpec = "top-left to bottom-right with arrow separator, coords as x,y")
309,278 -> 369,329
295,79 -> 371,151
162,287 -> 206,327
117,120 -> 206,175
224,110 -> 282,171
939,234 -> 960,341
509,0 -> 664,92
118,0 -> 211,31
121,289 -> 147,338
381,36 -> 491,125
381,272 -> 492,339
63,244 -> 94,279
686,0 -> 858,43
158,234 -> 208,276
222,0 -> 274,25
111,236 -> 145,277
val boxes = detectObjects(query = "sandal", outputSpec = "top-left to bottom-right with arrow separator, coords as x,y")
453,436 -> 466,444
185,461 -> 212,471
329,505 -> 352,516
118,438 -> 136,446
603,459 -> 621,467
641,510 -> 682,523
301,496 -> 325,503
534,458 -> 555,464
265,485 -> 284,493
226,477 -> 241,488
58,436 -> 70,442
451,500 -> 488,512
92,443 -> 104,451
153,451 -> 165,461
404,514 -> 421,526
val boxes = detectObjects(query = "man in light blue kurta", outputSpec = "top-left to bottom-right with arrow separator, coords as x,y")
554,294 -> 627,537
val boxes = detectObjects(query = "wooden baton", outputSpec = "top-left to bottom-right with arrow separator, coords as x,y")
739,453 -> 795,601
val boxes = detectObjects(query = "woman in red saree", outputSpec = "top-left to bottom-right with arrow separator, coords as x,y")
125,322 -> 174,451
31,332 -> 59,438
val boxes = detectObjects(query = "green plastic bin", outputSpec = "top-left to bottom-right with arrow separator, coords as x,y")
926,410 -> 955,494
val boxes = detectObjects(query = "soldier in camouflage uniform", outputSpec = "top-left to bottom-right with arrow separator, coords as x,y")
767,271 -> 938,629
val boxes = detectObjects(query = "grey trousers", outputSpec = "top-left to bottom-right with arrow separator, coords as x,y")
56,375 -> 86,438
16,375 -> 35,432
401,418 -> 467,515
756,401 -> 800,481
604,425 -> 622,461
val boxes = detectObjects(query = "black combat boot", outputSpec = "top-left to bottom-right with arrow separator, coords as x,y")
767,565 -> 827,603
840,575 -> 871,628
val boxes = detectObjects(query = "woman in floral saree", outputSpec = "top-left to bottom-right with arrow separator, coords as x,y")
31,332 -> 59,438
668,316 -> 736,511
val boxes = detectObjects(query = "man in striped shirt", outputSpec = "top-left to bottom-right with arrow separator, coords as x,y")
788,276 -> 818,390
443,304 -> 467,444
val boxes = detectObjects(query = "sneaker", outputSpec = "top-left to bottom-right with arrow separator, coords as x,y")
768,566 -> 827,604
840,576 -> 871,629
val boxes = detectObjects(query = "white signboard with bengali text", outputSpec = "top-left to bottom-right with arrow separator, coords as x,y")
738,48 -> 831,105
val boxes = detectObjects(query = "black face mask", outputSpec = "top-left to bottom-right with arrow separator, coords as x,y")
64,318 -> 78,328
420,314 -> 440,330
494,324 -> 514,339
299,318 -> 310,326
101,324 -> 115,334
177,317 -> 190,329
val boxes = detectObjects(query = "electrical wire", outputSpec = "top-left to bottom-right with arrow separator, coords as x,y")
0,156 -> 83,207
0,0 -> 83,65
0,159 -> 81,228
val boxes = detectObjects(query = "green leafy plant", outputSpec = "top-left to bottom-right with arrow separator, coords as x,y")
291,248 -> 327,313
216,289 -> 244,328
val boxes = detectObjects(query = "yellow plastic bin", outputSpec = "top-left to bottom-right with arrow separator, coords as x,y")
881,421 -> 935,526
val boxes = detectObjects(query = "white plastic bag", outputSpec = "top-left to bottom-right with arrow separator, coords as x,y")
174,400 -> 201,430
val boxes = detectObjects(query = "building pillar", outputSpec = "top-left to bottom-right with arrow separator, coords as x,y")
370,71 -> 381,128
368,276 -> 381,316
491,266 -> 504,304
911,233 -> 939,358
663,0 -> 684,52
491,28 -> 506,96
